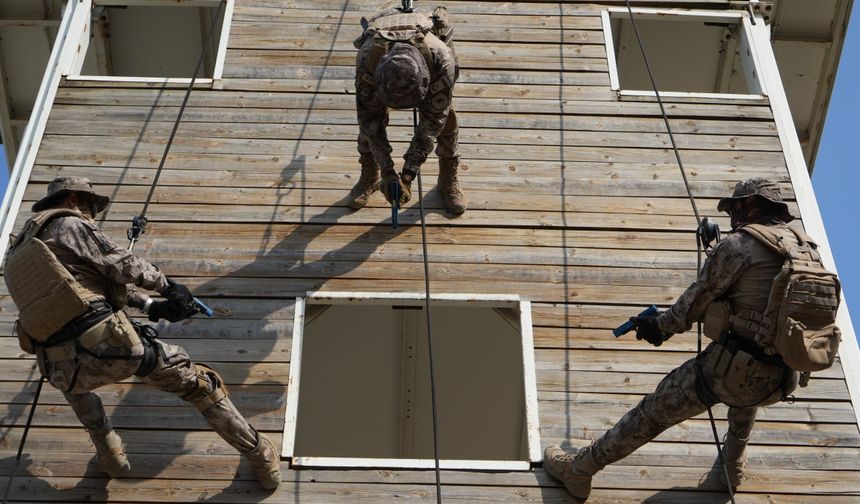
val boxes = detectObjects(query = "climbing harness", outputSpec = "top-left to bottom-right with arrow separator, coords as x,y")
124,0 -> 227,317
411,106 -> 443,504
623,2 -> 736,501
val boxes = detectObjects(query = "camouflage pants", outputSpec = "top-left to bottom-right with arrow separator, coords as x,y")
590,342 -> 792,467
357,107 -> 460,172
60,338 -> 258,454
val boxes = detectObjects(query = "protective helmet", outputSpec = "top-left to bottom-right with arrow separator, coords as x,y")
32,176 -> 110,213
375,43 -> 430,110
717,177 -> 794,222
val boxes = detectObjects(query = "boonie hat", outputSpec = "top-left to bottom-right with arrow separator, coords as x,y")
32,176 -> 110,213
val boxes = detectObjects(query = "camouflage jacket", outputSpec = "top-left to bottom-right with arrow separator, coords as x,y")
39,214 -> 168,309
355,13 -> 458,174
657,224 -> 786,336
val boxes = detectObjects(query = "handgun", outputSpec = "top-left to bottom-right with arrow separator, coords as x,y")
613,305 -> 658,337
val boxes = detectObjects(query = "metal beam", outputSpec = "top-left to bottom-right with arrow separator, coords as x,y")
0,41 -> 17,172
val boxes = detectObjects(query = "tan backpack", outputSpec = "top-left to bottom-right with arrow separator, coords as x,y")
740,224 -> 841,372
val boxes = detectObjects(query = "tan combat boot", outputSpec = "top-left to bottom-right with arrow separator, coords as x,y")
245,433 -> 282,490
87,426 -> 131,477
347,154 -> 380,209
719,432 -> 749,489
544,445 -> 602,502
438,158 -> 466,215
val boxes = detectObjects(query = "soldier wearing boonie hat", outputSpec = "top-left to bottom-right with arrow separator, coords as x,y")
542,178 -> 837,502
4,176 -> 282,491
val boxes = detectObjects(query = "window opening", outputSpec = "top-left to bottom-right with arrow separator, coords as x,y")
602,8 -> 765,98
283,293 -> 541,471
68,0 -> 232,82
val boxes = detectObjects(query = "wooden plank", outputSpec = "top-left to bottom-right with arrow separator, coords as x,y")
43,121 -> 783,151
52,87 -> 776,119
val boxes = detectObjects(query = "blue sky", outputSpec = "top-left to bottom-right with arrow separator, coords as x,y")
0,11 -> 857,336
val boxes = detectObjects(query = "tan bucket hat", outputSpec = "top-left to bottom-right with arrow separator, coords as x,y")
32,176 -> 110,213
717,177 -> 794,222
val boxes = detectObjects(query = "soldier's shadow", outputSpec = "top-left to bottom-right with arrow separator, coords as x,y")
107,152 -> 447,497
641,457 -> 733,503
0,455 -> 109,502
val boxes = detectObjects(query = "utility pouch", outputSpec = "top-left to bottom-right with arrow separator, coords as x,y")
703,300 -> 731,342
14,319 -> 35,354
79,311 -> 140,357
705,342 -> 735,378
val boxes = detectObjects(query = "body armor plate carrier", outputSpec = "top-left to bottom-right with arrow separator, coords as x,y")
5,209 -> 105,343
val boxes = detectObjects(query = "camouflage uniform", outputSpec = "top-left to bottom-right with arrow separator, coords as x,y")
5,177 -> 280,489
349,4 -> 465,214
545,179 -> 802,501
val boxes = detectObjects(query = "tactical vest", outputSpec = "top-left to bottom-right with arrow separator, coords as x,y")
5,209 -> 115,343
739,224 -> 841,372
355,9 -> 438,87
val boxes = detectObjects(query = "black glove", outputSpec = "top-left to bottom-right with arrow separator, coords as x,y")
380,171 -> 412,206
161,279 -> 193,307
632,315 -> 667,347
148,300 -> 192,323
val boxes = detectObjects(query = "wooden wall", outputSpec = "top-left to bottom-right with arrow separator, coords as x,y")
1,1 -> 858,502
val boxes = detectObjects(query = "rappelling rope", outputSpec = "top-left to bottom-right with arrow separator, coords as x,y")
1,376 -> 44,504
412,107 -> 444,504
622,2 -> 737,502
127,0 -> 227,251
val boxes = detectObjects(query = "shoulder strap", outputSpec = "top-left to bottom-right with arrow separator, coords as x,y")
738,223 -> 796,257
11,209 -> 83,251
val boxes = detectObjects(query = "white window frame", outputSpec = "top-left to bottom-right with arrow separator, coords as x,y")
282,291 -> 542,471
601,7 -> 768,100
63,0 -> 234,85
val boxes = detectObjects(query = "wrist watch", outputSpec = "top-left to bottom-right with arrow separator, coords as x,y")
142,298 -> 153,314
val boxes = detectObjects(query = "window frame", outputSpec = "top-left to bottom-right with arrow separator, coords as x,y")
63,0 -> 234,85
601,7 -> 768,100
282,291 -> 542,471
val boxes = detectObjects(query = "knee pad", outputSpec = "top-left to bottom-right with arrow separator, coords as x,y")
181,363 -> 229,412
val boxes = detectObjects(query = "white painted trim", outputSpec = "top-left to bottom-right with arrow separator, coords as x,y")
618,90 -> 766,101
0,0 -> 89,257
212,0 -> 234,80
604,7 -> 765,98
519,300 -> 541,463
281,296 -> 306,459
601,10 -> 620,91
305,291 -> 522,306
606,6 -> 745,20
291,457 -> 530,471
65,75 -> 215,85
93,0 -> 222,6
748,12 -> 860,431
284,293 -> 540,470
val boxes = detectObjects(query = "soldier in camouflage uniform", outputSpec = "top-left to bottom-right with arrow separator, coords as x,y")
544,179 -> 805,502
4,177 -> 281,490
347,3 -> 466,215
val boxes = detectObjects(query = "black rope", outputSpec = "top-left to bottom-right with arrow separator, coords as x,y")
127,0 -> 227,250
622,3 -> 736,502
413,107 -> 443,504
2,376 -> 45,504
